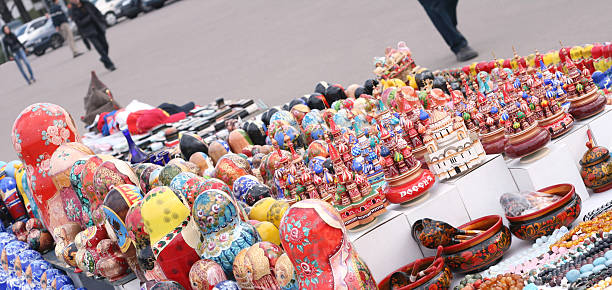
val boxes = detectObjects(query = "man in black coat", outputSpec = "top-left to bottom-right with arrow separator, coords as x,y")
69,0 -> 115,71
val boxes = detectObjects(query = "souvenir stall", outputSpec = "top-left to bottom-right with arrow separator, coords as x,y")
1,40 -> 612,290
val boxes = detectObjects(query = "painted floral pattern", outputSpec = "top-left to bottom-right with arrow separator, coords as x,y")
281,214 -> 312,253
41,120 -> 71,146
294,257 -> 323,287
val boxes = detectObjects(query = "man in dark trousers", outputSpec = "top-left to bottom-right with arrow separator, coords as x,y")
49,0 -> 83,58
69,0 -> 116,71
418,0 -> 478,62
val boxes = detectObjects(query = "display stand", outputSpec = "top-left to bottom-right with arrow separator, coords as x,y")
506,143 -> 590,201
551,124 -> 589,169
390,182 -> 472,257
346,210 -> 423,282
443,154 -> 518,221
587,106 -> 612,148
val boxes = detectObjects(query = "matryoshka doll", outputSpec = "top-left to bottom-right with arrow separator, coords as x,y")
93,159 -> 140,204
12,103 -> 80,236
95,239 -> 129,282
233,241 -> 283,289
141,186 -> 200,290
189,259 -> 227,290
0,177 -> 27,222
49,142 -> 94,227
79,155 -> 114,219
228,129 -> 253,155
192,189 -> 260,277
102,184 -> 146,281
279,199 -> 377,290
214,154 -> 252,191
137,163 -> 162,194
126,200 -> 166,281
73,224 -> 108,276
25,218 -> 54,253
275,253 -> 298,290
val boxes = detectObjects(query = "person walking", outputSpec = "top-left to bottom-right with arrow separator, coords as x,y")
2,25 -> 35,85
417,0 -> 478,62
69,0 -> 116,71
49,0 -> 83,58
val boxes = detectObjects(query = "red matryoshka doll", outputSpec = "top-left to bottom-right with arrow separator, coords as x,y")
189,259 -> 226,290
279,199 -> 377,290
49,142 -> 94,227
93,159 -> 140,204
96,239 -> 130,281
214,154 -> 252,191
80,155 -> 114,218
12,103 -> 80,235
73,223 -> 109,276
102,184 -> 146,281
141,186 -> 200,290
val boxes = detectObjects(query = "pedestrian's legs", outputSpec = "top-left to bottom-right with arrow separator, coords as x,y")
100,33 -> 109,55
418,0 -> 467,53
14,49 -> 34,82
60,22 -> 78,55
88,34 -> 114,68
12,52 -> 30,83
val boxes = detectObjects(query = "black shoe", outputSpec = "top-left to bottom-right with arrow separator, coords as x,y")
455,45 -> 478,62
107,65 -> 116,71
73,52 -> 84,58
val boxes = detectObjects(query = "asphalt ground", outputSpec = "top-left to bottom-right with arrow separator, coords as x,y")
0,0 -> 610,160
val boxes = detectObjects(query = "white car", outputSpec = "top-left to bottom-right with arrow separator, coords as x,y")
15,17 -> 78,56
88,0 -> 123,26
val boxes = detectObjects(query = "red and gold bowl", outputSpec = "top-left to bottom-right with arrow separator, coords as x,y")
377,256 -> 452,290
442,215 -> 511,274
568,90 -> 607,120
479,128 -> 506,155
506,184 -> 581,241
385,165 -> 435,204
504,123 -> 551,159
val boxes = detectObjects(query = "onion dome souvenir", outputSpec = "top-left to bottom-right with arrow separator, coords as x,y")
0,177 -> 27,222
102,184 -> 146,281
189,152 -> 214,176
192,189 -> 260,276
228,129 -> 253,154
141,186 -> 200,289
214,154 -> 252,190
93,159 -> 140,205
180,133 -> 209,160
233,241 -> 283,289
189,259 -> 226,290
95,239 -> 129,282
279,199 -> 377,289
49,142 -> 94,227
563,58 -> 607,120
580,131 -> 612,193
12,103 -> 80,234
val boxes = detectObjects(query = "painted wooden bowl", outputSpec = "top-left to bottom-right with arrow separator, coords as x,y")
568,89 -> 606,120
538,110 -> 574,139
504,124 -> 550,159
479,128 -> 506,155
377,256 -> 452,290
507,184 -> 581,240
441,215 -> 512,274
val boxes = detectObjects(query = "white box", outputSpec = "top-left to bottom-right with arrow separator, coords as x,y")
347,210 -> 423,282
443,154 -> 518,221
392,182 -> 472,257
552,124 -> 589,169
507,143 -> 590,201
588,107 -> 612,149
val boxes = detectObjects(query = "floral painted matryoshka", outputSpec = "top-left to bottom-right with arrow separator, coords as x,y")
279,199 -> 377,290
192,189 -> 260,277
12,103 -> 80,234
141,186 -> 200,290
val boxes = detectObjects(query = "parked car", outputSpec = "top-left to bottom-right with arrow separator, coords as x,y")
142,0 -> 166,9
88,0 -> 123,26
16,17 -> 75,56
119,0 -> 142,19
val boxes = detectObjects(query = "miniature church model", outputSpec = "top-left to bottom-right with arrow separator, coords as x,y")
423,109 -> 486,180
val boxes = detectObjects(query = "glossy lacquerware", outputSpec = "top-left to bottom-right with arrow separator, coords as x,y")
385,163 -> 434,204
504,123 -> 551,159
378,256 -> 452,290
568,90 -> 607,120
580,143 -> 612,193
441,215 -> 512,274
479,128 -> 506,155
507,184 -> 581,240
141,186 -> 200,290
538,110 -> 574,139
12,103 -> 80,235
279,199 -> 377,289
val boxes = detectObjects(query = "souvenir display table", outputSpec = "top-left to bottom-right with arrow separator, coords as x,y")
1,41 -> 612,290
